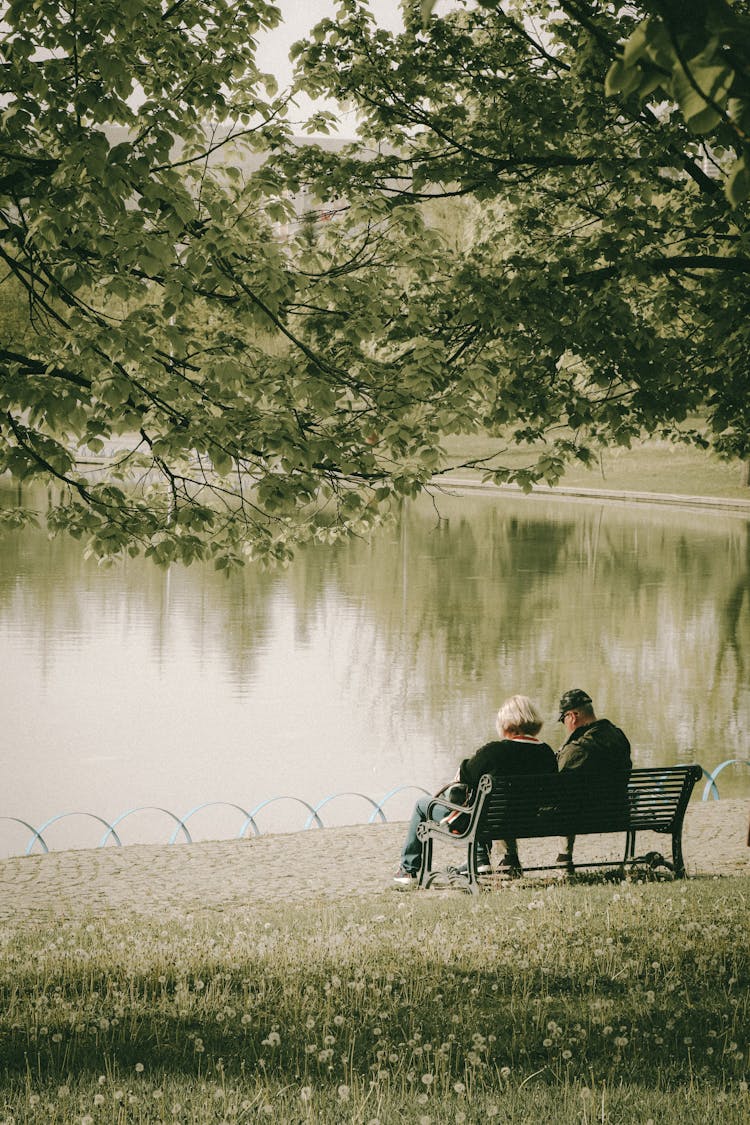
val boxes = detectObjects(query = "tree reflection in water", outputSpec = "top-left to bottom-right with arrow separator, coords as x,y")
1,486 -> 749,850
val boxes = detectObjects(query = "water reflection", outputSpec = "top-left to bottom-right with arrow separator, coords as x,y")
1,485 -> 748,854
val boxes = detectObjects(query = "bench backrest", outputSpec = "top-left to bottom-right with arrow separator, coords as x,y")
476,765 -> 703,841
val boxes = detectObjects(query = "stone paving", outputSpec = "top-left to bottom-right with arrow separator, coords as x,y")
1,800 -> 747,925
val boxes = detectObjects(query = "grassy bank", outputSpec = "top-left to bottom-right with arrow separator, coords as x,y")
439,433 -> 750,500
1,876 -> 748,1123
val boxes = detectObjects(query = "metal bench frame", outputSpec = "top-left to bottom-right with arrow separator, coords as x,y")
416,765 -> 703,892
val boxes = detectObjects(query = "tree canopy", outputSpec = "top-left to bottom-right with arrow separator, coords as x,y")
0,0 -> 455,566
1,0 -> 749,567
290,0 -> 750,481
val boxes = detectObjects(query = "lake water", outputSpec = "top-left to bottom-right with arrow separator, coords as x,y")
2,485 -> 749,855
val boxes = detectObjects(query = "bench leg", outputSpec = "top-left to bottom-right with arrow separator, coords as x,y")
464,840 -> 481,893
624,830 -> 636,865
417,835 -> 434,888
671,832 -> 687,878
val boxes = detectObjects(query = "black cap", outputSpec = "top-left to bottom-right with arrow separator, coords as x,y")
558,689 -> 593,722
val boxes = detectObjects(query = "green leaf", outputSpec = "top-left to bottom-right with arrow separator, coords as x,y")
671,62 -> 734,133
421,0 -> 438,29
726,156 -> 750,207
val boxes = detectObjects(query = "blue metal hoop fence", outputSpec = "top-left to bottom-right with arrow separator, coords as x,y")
2,761 -> 748,857
0,785 -> 432,857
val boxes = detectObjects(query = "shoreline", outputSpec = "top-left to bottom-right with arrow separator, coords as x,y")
430,476 -> 750,515
2,798 -> 747,924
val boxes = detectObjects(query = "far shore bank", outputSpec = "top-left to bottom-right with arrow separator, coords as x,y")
431,475 -> 750,514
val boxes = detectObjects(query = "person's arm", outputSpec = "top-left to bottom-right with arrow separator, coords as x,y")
556,735 -> 589,771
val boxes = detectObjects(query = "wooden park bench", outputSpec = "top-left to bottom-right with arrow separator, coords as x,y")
416,765 -> 703,892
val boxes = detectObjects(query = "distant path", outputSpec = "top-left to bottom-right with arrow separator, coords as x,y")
1,800 -> 747,924
431,476 -> 750,514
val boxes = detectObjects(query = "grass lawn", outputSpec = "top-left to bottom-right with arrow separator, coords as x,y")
439,433 -> 750,500
1,875 -> 748,1123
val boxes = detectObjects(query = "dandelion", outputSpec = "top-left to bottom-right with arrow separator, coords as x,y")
81,1117 -> 94,1125
421,1073 -> 434,1086
334,1014 -> 345,1026
262,1031 -> 281,1047
562,1050 -> 572,1060
135,1062 -> 145,1073
57,1086 -> 70,1098
453,1081 -> 466,1094
300,1087 -> 312,1103
93,1095 -> 104,1106
337,1085 -> 350,1101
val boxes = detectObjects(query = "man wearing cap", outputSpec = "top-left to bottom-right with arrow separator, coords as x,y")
556,689 -> 632,864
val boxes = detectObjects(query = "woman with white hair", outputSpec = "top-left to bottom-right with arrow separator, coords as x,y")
394,694 -> 556,884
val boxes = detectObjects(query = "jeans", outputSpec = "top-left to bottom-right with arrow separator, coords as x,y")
399,795 -> 491,874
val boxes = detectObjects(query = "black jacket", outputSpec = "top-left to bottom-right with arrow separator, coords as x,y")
459,738 -> 557,790
557,718 -> 631,776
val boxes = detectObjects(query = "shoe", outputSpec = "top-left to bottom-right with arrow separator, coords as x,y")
454,862 -> 493,876
556,852 -> 573,865
497,854 -> 522,876
393,868 -> 418,885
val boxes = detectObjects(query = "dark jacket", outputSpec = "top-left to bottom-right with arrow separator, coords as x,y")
459,738 -> 557,791
557,719 -> 631,776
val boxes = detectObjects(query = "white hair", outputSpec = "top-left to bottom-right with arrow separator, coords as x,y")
495,695 -> 543,737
